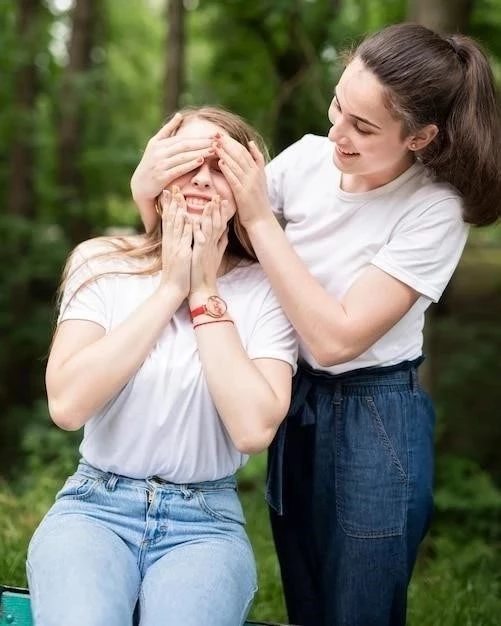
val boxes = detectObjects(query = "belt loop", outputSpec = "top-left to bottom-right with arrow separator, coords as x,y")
410,367 -> 419,392
333,380 -> 342,406
105,474 -> 118,491
180,485 -> 193,499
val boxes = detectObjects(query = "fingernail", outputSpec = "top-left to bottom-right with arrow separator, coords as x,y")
172,185 -> 179,194
162,189 -> 170,198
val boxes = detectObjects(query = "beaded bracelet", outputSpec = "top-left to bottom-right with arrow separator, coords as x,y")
193,319 -> 235,329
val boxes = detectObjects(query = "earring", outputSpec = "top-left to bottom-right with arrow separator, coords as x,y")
410,142 -> 417,150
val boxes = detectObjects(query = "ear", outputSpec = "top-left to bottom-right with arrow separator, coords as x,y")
408,124 -> 438,152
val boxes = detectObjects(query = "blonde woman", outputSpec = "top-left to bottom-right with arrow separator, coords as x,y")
27,107 -> 297,626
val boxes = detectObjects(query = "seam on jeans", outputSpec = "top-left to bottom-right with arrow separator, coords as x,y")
237,584 -> 258,626
334,398 -> 406,539
26,561 -> 43,625
195,491 -> 246,526
55,475 -> 102,501
364,396 -> 407,481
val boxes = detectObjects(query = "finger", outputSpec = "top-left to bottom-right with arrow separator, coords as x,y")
201,197 -> 217,238
193,220 -> 206,246
215,135 -> 255,169
153,112 -> 183,140
217,227 -> 229,255
172,198 -> 185,235
212,196 -> 223,234
215,148 -> 245,183
154,156 -> 205,188
158,188 -> 171,213
163,187 -> 181,234
180,219 -> 193,248
172,187 -> 187,212
248,140 -> 266,167
218,158 -> 242,190
155,135 -> 214,156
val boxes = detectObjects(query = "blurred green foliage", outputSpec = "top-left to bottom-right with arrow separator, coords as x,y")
1,0 -> 501,620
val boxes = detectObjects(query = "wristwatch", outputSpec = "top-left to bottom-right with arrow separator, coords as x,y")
190,295 -> 228,320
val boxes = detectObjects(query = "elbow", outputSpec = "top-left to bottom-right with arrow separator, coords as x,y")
313,339 -> 365,369
233,426 -> 277,455
47,397 -> 85,431
232,406 -> 289,455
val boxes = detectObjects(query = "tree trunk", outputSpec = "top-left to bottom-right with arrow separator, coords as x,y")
56,0 -> 97,243
163,0 -> 185,118
7,0 -> 41,217
407,0 -> 474,33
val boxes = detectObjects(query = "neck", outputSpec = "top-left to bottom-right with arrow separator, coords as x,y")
341,157 -> 415,193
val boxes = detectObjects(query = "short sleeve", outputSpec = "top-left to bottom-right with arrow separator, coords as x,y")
58,241 -> 108,329
371,197 -> 469,302
247,287 -> 298,373
266,135 -> 310,221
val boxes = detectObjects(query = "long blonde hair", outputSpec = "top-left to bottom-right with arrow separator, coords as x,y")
58,106 -> 269,306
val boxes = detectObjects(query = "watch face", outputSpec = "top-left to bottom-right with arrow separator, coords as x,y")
206,295 -> 227,318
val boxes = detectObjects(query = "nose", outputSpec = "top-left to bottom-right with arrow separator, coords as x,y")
191,163 -> 212,189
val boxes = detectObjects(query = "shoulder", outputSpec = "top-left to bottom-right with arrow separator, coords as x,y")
69,235 -> 150,274
396,165 -> 465,224
269,133 -> 330,166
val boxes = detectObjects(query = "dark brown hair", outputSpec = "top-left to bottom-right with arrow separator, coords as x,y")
353,23 -> 501,226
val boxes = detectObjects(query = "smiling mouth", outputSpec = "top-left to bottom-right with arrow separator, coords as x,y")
185,197 -> 209,214
336,145 -> 359,157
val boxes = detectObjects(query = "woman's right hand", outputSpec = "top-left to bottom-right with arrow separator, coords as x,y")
158,187 -> 193,299
131,113 -> 213,231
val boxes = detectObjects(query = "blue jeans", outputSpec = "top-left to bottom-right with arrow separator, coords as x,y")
267,359 -> 435,626
27,461 -> 257,626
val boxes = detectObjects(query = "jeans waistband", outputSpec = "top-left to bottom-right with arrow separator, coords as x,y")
76,460 -> 237,491
297,356 -> 424,395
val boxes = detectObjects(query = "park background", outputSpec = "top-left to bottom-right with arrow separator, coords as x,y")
1,0 -> 501,624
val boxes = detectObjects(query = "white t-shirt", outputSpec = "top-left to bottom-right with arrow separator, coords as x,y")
266,134 -> 469,374
58,239 -> 298,482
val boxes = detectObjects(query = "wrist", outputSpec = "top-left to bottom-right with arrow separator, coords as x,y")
188,287 -> 220,308
189,292 -> 229,325
244,213 -> 277,238
155,283 -> 186,308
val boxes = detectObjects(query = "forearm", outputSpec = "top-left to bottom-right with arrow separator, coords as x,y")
246,217 -> 357,366
195,323 -> 287,453
133,194 -> 158,233
48,286 -> 183,430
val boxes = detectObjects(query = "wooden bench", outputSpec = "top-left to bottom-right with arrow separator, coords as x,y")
0,585 -> 291,625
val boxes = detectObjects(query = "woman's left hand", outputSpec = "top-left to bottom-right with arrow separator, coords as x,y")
213,135 -> 272,229
189,197 -> 229,297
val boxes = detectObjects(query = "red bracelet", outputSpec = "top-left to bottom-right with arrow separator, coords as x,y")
193,319 -> 235,329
